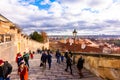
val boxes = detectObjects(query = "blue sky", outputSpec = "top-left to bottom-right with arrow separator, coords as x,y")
0,0 -> 120,35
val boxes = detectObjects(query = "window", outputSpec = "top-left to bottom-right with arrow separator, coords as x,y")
0,34 -> 4,43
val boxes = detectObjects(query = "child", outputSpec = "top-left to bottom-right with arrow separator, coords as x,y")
18,62 -> 28,80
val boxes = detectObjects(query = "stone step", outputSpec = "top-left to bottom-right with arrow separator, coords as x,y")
11,54 -> 102,80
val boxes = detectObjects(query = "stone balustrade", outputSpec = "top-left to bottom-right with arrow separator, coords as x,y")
72,52 -> 120,80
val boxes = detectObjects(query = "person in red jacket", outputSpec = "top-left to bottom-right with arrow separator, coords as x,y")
18,61 -> 28,80
15,52 -> 23,66
30,51 -> 34,59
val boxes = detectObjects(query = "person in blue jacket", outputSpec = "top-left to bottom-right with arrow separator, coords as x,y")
47,51 -> 52,70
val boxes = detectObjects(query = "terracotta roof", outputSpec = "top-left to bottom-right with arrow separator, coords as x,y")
59,42 -> 102,53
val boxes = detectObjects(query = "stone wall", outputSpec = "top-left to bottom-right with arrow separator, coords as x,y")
0,41 -> 17,62
0,39 -> 49,62
74,53 -> 120,80
16,34 -> 49,54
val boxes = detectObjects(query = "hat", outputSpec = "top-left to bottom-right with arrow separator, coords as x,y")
0,60 -> 4,65
19,60 -> 25,66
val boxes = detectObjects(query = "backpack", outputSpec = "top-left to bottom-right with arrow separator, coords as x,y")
23,54 -> 29,60
18,57 -> 23,63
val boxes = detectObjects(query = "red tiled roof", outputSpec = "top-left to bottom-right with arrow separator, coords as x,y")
59,42 -> 102,53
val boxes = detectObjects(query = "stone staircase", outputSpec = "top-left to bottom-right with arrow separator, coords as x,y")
11,54 -> 102,80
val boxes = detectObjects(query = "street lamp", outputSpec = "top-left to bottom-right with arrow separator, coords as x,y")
73,29 -> 77,41
72,29 -> 77,64
73,29 -> 77,48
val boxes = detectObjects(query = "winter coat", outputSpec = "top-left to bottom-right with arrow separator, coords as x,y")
69,51 -> 72,57
55,51 -> 61,58
23,53 -> 29,61
64,52 -> 68,59
77,57 -> 84,69
47,54 -> 52,63
30,53 -> 34,59
66,57 -> 72,66
41,53 -> 47,63
16,54 -> 22,63
0,61 -> 12,78
18,65 -> 28,80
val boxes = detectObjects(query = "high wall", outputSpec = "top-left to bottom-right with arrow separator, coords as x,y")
0,35 -> 49,62
15,33 -> 49,54
0,41 -> 17,62
75,53 -> 120,80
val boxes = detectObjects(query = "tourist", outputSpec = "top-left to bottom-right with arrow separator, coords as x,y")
37,49 -> 41,54
65,54 -> 73,75
64,50 -> 69,59
77,56 -> 84,78
68,50 -> 72,57
55,49 -> 61,64
0,59 -> 12,80
61,52 -> 64,62
16,52 -> 23,66
30,51 -> 34,59
40,51 -> 47,67
18,61 -> 28,80
23,52 -> 29,67
47,51 -> 52,70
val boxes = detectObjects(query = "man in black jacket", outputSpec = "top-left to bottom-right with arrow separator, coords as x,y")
77,56 -> 84,78
65,55 -> 73,75
0,59 -> 12,80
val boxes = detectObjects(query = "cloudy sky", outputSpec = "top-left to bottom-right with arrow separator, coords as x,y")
0,0 -> 120,35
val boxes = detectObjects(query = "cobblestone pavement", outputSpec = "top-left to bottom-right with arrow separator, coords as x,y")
11,54 -> 102,80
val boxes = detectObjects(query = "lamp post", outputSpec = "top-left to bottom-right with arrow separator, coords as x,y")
73,29 -> 77,43
72,29 -> 77,64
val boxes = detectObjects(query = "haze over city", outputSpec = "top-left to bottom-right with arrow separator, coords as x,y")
0,0 -> 120,35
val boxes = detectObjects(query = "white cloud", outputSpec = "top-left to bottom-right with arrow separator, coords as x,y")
97,3 -> 120,21
87,0 -> 113,10
48,2 -> 63,17
0,0 -> 120,35
41,0 -> 50,5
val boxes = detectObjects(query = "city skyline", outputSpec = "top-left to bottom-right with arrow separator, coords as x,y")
0,0 -> 120,35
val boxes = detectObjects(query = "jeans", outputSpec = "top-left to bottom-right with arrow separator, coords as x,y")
48,62 -> 51,69
61,56 -> 64,62
0,77 -> 10,80
56,57 -> 60,64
